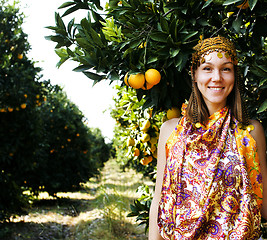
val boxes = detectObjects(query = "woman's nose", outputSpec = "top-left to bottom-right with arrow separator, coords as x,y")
212,69 -> 221,81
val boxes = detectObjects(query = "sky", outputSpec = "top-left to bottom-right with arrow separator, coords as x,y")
18,0 -> 116,142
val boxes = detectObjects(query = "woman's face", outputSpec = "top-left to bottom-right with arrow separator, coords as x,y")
194,51 -> 235,115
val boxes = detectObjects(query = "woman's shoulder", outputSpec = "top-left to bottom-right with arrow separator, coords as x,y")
249,119 -> 266,146
159,117 -> 181,141
161,117 -> 180,131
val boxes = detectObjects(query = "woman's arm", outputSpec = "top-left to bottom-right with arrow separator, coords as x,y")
250,120 -> 267,220
148,118 -> 179,240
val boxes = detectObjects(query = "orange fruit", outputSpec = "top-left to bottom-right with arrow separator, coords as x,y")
145,69 -> 161,85
167,107 -> 181,119
237,0 -> 249,9
134,148 -> 140,157
127,137 -> 135,146
124,73 -> 129,86
140,119 -> 151,132
142,81 -> 154,90
140,156 -> 153,165
21,103 -> 27,109
128,73 -> 145,89
141,133 -> 150,143
17,54 -> 23,59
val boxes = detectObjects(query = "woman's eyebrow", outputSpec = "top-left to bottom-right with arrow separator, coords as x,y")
201,61 -> 233,65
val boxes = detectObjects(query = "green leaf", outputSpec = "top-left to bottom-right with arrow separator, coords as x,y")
147,56 -> 158,64
149,32 -> 169,43
55,48 -> 68,58
73,65 -> 92,72
160,16 -> 169,33
232,16 -> 242,33
83,71 -> 105,81
55,12 -> 66,31
259,78 -> 267,87
90,28 -> 104,47
165,2 -> 182,9
202,0 -> 213,9
129,39 -> 143,49
249,0 -> 258,10
169,48 -> 180,58
257,100 -> 267,113
67,19 -> 75,35
223,0 -> 242,5
58,2 -> 76,9
181,31 -> 198,43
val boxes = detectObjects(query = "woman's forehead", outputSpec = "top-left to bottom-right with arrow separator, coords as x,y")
200,51 -> 234,64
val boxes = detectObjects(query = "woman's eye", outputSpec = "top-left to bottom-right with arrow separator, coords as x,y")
203,67 -> 211,71
223,67 -> 231,71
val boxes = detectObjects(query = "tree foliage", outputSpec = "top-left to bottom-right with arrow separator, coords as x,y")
0,1 -> 111,221
47,0 -> 266,130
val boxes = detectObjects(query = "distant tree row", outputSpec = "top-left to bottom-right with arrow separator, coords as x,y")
0,0 -> 111,222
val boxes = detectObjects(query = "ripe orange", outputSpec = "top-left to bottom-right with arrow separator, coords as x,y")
134,148 -> 140,157
17,54 -> 23,59
167,107 -> 181,119
21,103 -> 27,109
142,81 -> 154,90
141,133 -> 150,143
128,73 -> 145,89
127,137 -> 135,146
124,73 -> 129,86
237,0 -> 249,9
145,69 -> 161,85
140,119 -> 151,132
140,156 -> 153,165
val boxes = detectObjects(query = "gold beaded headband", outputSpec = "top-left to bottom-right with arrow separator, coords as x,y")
192,36 -> 238,67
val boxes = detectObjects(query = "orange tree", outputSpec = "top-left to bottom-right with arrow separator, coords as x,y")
0,0 -> 46,220
0,1 -> 111,222
47,0 -> 267,229
47,0 -> 266,128
111,85 -> 165,178
24,80 -> 111,196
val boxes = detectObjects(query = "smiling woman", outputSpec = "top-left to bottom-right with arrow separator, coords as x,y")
149,36 -> 267,240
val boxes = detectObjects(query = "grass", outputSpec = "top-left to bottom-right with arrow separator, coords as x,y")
2,159 -> 153,240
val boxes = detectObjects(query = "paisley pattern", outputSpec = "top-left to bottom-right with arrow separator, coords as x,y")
158,106 -> 263,239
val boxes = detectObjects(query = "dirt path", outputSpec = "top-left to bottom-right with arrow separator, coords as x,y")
2,159 -> 152,240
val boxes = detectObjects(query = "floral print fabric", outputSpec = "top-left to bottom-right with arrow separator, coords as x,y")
158,106 -> 263,239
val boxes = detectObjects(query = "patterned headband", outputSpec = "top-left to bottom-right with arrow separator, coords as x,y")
192,36 -> 238,67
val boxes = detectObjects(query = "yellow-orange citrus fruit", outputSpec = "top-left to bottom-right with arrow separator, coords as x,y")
124,73 -> 129,86
237,0 -> 249,9
150,137 -> 158,145
17,54 -> 23,59
134,148 -> 140,157
150,144 -> 156,153
145,69 -> 161,85
140,119 -> 151,132
167,107 -> 181,119
21,103 -> 27,109
141,133 -> 150,143
140,156 -> 153,165
127,137 -> 135,146
128,73 -> 145,89
8,107 -> 13,112
142,81 -> 154,90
